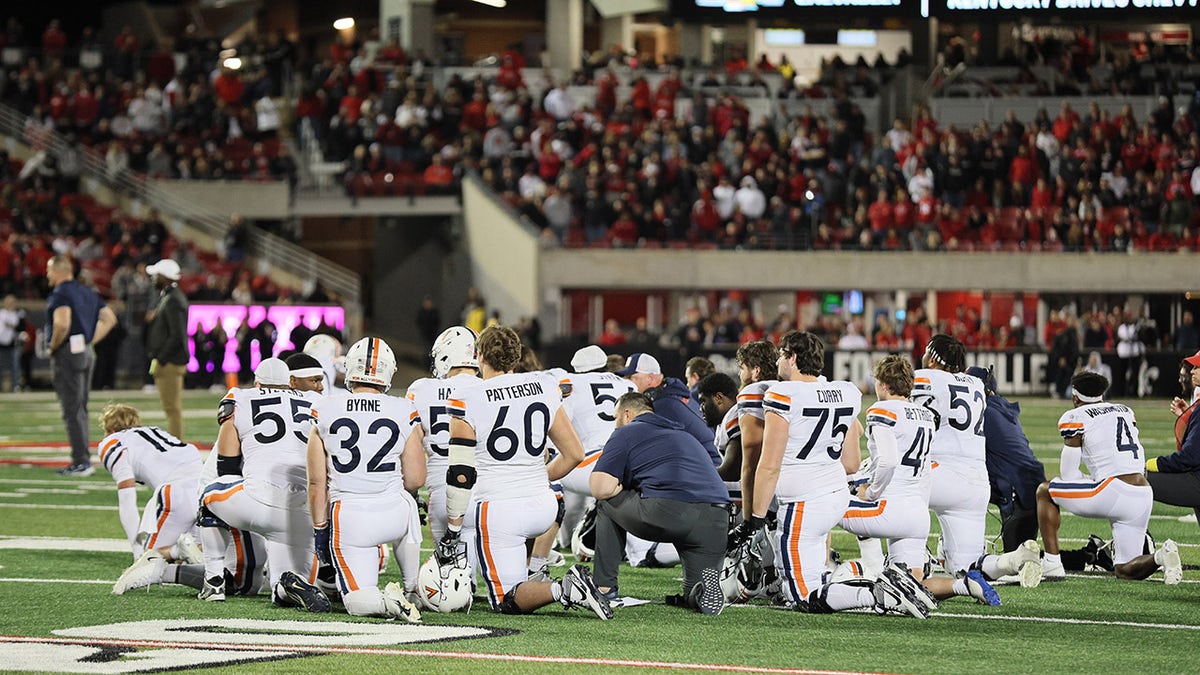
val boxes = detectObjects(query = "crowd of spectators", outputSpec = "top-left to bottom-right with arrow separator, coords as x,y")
0,18 -> 299,186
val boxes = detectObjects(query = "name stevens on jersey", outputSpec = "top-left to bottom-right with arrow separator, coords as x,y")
485,380 -> 545,402
817,389 -> 844,403
905,407 -> 937,422
1084,404 -> 1128,418
345,399 -> 381,413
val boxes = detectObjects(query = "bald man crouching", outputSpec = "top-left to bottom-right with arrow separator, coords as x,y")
589,392 -> 730,615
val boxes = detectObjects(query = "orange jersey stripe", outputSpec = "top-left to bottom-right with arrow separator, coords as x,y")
479,501 -> 505,599
789,502 -> 807,599
1050,477 -> 1116,500
99,438 -> 120,463
448,399 -> 467,409
844,500 -> 887,519
203,484 -> 244,506
865,407 -> 898,420
232,527 -> 246,588
332,501 -> 359,592
1058,422 -> 1084,429
145,484 -> 172,550
724,418 -> 739,431
577,452 -> 604,468
914,377 -> 930,383
766,392 -> 791,404
737,393 -> 765,401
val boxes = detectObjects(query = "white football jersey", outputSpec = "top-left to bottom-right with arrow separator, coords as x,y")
223,386 -> 321,502
864,399 -> 937,500
559,371 -> 636,453
1058,403 -> 1146,480
714,404 -> 742,501
763,379 -> 862,502
99,426 -> 201,489
407,372 -> 480,487
911,369 -> 987,467
736,380 -> 777,421
449,371 -> 562,501
312,392 -> 422,501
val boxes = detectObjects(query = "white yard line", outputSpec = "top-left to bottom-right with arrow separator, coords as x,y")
0,578 -> 114,585
0,503 -> 117,511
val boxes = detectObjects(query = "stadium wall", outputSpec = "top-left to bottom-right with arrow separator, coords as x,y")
460,174 -> 541,326
155,180 -> 291,220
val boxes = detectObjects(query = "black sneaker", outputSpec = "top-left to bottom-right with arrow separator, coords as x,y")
274,570 -> 331,612
198,575 -> 225,602
694,567 -> 725,615
55,463 -> 95,477
1086,534 -> 1115,573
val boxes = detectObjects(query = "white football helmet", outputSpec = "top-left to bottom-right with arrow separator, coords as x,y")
304,334 -> 342,362
417,552 -> 473,613
570,504 -> 597,562
344,337 -> 397,392
431,326 -> 478,379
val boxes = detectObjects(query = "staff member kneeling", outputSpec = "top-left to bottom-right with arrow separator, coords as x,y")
590,392 -> 729,614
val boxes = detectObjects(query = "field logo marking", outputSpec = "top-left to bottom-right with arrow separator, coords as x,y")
54,619 -> 510,647
0,641 -> 303,673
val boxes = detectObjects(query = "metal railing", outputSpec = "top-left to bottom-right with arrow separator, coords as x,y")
0,103 -> 361,310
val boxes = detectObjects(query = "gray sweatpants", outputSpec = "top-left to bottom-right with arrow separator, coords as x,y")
52,348 -> 94,466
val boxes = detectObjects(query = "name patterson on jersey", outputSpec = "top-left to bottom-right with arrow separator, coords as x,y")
817,389 -> 844,403
485,380 -> 545,402
345,398 -> 381,413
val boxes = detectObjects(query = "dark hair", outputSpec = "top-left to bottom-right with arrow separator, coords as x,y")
614,391 -> 654,415
926,334 -> 966,373
286,352 -> 323,372
779,330 -> 825,377
1071,371 -> 1109,399
736,340 -> 779,381
874,355 -> 914,398
696,372 -> 739,400
477,326 -> 523,372
514,344 -> 543,373
686,356 -> 716,380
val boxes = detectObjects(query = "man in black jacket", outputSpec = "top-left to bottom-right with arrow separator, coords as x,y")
146,259 -> 189,439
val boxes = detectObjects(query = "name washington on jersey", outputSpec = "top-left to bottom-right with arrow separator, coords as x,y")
485,380 -> 545,402
1084,404 -> 1129,418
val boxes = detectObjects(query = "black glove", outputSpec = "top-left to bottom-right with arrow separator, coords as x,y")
727,514 -> 767,554
436,529 -> 461,565
414,492 -> 429,527
314,522 -> 332,567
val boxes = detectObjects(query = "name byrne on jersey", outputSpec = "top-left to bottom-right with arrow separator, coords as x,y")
346,399 -> 381,413
485,381 -> 545,402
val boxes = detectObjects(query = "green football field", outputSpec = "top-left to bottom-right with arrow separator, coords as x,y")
0,389 -> 1196,674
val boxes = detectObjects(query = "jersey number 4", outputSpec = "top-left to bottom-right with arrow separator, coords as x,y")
900,427 -> 932,476
1115,417 -> 1139,458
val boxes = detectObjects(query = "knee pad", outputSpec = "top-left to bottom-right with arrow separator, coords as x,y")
497,584 -> 531,615
803,586 -> 834,614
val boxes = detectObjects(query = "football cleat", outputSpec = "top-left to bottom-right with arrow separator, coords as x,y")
1157,539 -> 1183,585
112,550 -> 167,595
527,565 -> 553,583
175,533 -> 203,565
274,571 -> 331,612
883,562 -> 938,612
964,570 -> 1002,606
873,571 -> 929,619
315,564 -> 342,602
198,575 -> 226,602
546,549 -> 567,568
1008,540 -> 1042,589
694,567 -> 725,615
560,564 -> 612,620
1085,534 -> 1115,573
383,582 -> 422,623
1041,557 -> 1067,582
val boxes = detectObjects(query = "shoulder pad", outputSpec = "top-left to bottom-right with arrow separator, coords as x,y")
217,396 -> 236,425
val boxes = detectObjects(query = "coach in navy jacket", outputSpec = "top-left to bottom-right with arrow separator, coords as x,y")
617,352 -> 716,451
1146,350 -> 1200,523
590,392 -> 730,614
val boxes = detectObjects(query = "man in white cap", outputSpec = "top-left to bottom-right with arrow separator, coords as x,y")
617,353 -> 714,448
146,258 -> 188,438
547,345 -> 636,576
